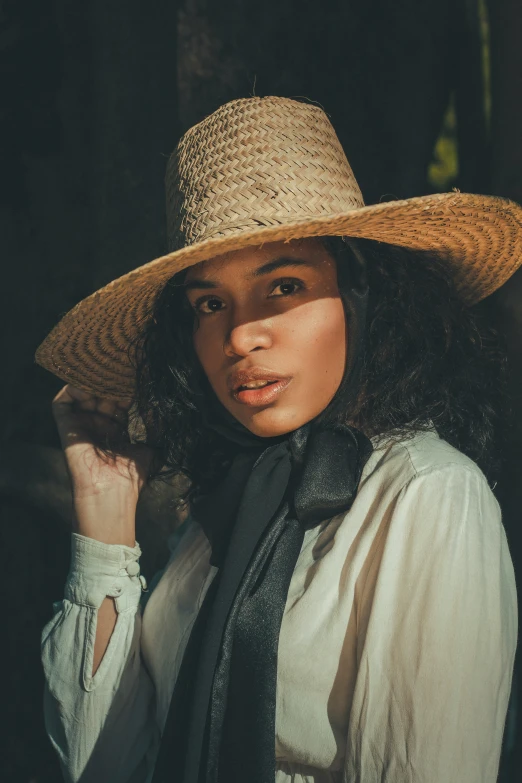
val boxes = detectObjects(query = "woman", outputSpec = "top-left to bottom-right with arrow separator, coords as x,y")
38,96 -> 519,783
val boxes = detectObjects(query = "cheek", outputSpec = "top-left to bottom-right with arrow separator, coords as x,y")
290,299 -> 346,379
192,325 -> 219,377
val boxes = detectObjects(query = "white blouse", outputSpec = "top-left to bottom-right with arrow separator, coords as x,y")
41,429 -> 518,783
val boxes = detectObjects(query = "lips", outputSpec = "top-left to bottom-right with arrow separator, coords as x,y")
227,367 -> 293,406
228,367 -> 291,393
233,377 -> 292,406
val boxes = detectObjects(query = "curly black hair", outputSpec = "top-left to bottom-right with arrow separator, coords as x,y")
131,237 -> 507,506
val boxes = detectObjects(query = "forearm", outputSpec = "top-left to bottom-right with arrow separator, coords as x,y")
72,486 -> 137,547
93,596 -> 118,675
42,533 -> 158,782
72,494 -> 138,674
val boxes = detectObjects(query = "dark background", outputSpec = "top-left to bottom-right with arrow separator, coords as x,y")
1,1 -> 522,780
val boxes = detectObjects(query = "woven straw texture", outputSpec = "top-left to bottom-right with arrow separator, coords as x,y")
36,96 -> 522,399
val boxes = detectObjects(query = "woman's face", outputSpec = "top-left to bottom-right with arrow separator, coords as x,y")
184,237 -> 347,437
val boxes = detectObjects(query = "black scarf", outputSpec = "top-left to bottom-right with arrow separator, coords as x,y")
151,242 -> 372,783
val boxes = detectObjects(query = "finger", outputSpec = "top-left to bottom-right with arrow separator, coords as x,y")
52,387 -> 97,423
115,397 -> 134,413
53,384 -> 82,406
52,387 -> 133,441
53,384 -> 98,407
96,398 -> 129,421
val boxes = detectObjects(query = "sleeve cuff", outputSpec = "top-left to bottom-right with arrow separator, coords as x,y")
64,532 -> 145,612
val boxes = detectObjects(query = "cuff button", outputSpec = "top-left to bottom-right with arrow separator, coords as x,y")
126,561 -> 140,577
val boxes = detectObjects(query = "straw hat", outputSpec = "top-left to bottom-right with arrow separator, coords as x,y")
36,95 -> 522,400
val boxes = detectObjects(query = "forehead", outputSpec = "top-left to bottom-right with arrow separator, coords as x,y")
184,237 -> 333,282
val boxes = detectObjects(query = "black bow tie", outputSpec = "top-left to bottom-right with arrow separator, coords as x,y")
152,416 -> 372,783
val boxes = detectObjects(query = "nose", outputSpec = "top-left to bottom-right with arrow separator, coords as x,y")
223,310 -> 273,357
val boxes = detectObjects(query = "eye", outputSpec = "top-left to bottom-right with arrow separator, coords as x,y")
269,278 -> 305,297
192,296 -> 224,315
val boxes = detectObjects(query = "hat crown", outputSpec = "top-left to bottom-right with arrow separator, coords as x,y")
165,96 -> 364,252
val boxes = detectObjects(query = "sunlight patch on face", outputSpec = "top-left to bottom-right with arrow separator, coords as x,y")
186,238 -> 347,437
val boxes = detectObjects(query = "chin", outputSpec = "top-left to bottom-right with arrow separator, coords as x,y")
237,405 -> 313,438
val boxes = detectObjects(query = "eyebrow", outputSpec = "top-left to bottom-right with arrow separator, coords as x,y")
183,257 -> 316,291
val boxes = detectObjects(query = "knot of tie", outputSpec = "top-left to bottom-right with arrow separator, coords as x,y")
287,420 -> 373,529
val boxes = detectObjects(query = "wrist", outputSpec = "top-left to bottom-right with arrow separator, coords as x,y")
72,486 -> 137,546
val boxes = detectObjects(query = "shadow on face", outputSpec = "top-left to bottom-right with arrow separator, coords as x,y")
183,237 -> 347,437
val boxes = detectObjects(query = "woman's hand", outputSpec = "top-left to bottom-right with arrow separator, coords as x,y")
52,384 -> 154,545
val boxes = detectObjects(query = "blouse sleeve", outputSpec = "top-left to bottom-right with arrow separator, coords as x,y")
345,464 -> 518,783
41,533 -> 160,783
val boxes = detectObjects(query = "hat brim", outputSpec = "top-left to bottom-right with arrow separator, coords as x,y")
35,191 -> 522,399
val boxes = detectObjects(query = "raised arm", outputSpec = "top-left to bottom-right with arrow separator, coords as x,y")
42,534 -> 159,782
42,385 -> 159,782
